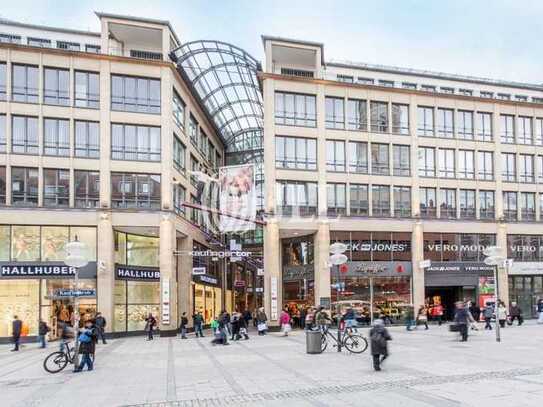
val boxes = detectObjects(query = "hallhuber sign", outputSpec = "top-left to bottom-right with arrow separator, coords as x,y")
115,265 -> 160,281
0,262 -> 97,279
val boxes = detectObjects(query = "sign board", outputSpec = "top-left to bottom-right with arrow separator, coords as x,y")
255,287 -> 264,293
420,260 -> 431,268
234,280 -> 246,288
270,276 -> 278,320
54,289 -> 96,298
342,261 -> 412,277
188,249 -> 252,258
161,278 -> 170,325
115,265 -> 160,281
192,267 -> 206,275
425,262 -> 494,273
199,275 -> 219,285
0,262 -> 97,279
219,164 -> 256,232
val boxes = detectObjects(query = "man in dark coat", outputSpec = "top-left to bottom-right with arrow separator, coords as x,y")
454,301 -> 470,342
74,320 -> 97,372
469,302 -> 481,323
369,319 -> 392,371
509,302 -> 523,326
12,316 -> 22,351
94,312 -> 107,344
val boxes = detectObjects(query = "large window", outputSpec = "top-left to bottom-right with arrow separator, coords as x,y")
393,145 -> 410,176
12,64 -> 38,103
11,167 -> 38,206
535,118 -> 543,145
417,106 -> 434,137
0,63 -> 6,100
436,108 -> 454,138
420,187 -> 436,218
502,153 -> 516,182
440,188 -> 456,219
327,183 -> 346,216
275,136 -> 317,170
370,101 -> 388,132
111,173 -> 161,209
12,116 -> 38,154
111,75 -> 160,113
75,170 -> 99,208
189,115 -> 198,146
501,115 -> 515,144
0,114 -> 5,152
459,189 -> 475,219
0,166 -> 5,204
392,104 -> 409,134
173,184 -> 186,216
457,150 -> 474,179
371,143 -> 389,175
276,181 -> 318,216
477,151 -> 494,180
325,97 -> 345,129
348,141 -> 368,173
517,116 -> 532,145
519,154 -> 534,183
503,191 -> 517,221
372,185 -> 390,217
274,92 -> 316,127
457,110 -> 473,139
479,190 -> 495,220
438,148 -> 455,178
326,140 -> 346,172
43,68 -> 69,106
476,112 -> 492,141
75,121 -> 100,158
44,118 -> 70,156
349,184 -> 368,216
111,124 -> 161,161
43,168 -> 69,207
520,192 -> 536,221
172,90 -> 185,129
74,71 -> 99,108
173,136 -> 186,173
418,147 -> 435,177
347,99 -> 367,130
393,186 -> 411,217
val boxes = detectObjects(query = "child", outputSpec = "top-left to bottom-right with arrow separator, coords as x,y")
74,320 -> 97,372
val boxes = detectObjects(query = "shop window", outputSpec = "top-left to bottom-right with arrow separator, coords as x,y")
0,280 -> 40,337
126,233 -> 159,267
69,227 -> 97,261
11,225 -> 40,261
41,226 -> 69,261
114,280 -> 160,332
282,239 -> 314,266
0,225 -> 9,260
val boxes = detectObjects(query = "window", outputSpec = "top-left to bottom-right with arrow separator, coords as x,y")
0,63 -> 6,100
372,185 -> 390,217
276,181 -> 318,216
440,87 -> 454,94
74,71 -> 99,108
539,156 -> 543,183
11,167 -> 38,206
535,118 -> 543,145
370,101 -> 388,132
281,68 -> 314,78
421,85 -> 436,92
111,124 -> 161,161
325,97 -> 344,129
276,136 -> 317,170
480,91 -> 494,98
437,108 -> 454,138
394,186 -> 411,217
476,112 -> 492,141
519,154 -> 535,183
402,82 -> 417,90
346,99 -> 367,130
497,93 -> 511,100
418,147 -> 435,177
438,148 -> 455,178
516,95 -> 528,102
75,171 -> 99,208
27,37 -> 51,47
477,151 -> 494,180
43,68 -> 69,105
12,64 -> 38,103
520,192 -> 536,221
348,141 -> 368,173
274,92 -> 316,127
533,98 -> 543,104
172,90 -> 185,129
457,150 -> 475,179
459,189 -> 476,219
417,106 -> 434,137
459,89 -> 473,96
173,184 -> 186,215
420,187 -> 436,218
457,110 -> 474,139
43,118 -> 69,156
326,140 -> 346,172
190,156 -> 199,187
0,115 -> 5,152
392,104 -> 409,134
501,115 -> 515,144
173,136 -> 186,172
371,143 -> 389,175
393,145 -> 410,176
0,34 -> 21,44
130,50 -> 162,60
357,77 -> 374,85
189,115 -> 198,146
502,153 -> 516,182
349,184 -> 368,216
12,116 -> 38,154
199,130 -> 208,156
336,75 -> 353,83
517,116 -> 533,145
479,191 -> 495,220
57,41 -> 80,51
85,44 -> 101,53
43,169 -> 69,207
75,121 -> 99,158
327,183 -> 346,216
503,191 -> 517,221
111,75 -> 161,113
378,80 -> 394,87
0,166 -> 5,204
111,173 -> 161,209
440,188 -> 456,219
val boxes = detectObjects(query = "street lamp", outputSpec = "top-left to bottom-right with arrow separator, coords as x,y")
64,238 -> 88,369
482,246 -> 505,343
329,242 -> 348,352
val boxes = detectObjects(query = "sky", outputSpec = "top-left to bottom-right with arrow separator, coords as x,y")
1,0 -> 542,84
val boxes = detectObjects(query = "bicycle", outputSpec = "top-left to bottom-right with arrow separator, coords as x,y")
43,341 -> 76,373
317,325 -> 368,354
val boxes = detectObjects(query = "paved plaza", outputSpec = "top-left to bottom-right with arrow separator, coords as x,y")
1,322 -> 543,407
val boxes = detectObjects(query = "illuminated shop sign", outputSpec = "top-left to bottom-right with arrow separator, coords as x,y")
198,275 -> 218,285
425,244 -> 491,252
188,250 -> 252,258
336,241 -> 408,252
115,265 -> 160,281
425,262 -> 494,273
0,262 -> 97,279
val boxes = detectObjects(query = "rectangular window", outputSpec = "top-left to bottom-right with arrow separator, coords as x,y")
173,136 -> 186,173
516,95 -> 528,102
393,145 -> 410,176
497,93 -> 511,100
519,154 -> 535,183
420,187 -> 436,218
501,115 -> 515,144
371,143 -> 389,175
479,190 -> 495,220
0,34 -> 21,44
459,189 -> 476,219
346,99 -> 367,131
75,170 -> 99,208
44,118 -> 70,156
276,136 -> 317,170
111,173 -> 161,209
199,130 -> 208,157
357,77 -> 374,85
372,185 -> 390,217
503,191 -> 517,221
12,116 -> 38,154
535,118 -> 543,145
57,41 -> 80,51
394,186 -> 411,217
477,151 -> 494,180
173,184 -> 186,216
190,156 -> 199,187
502,153 -> 516,182
0,63 -> 6,100
440,87 -> 454,94
274,92 -> 316,127
327,183 -> 346,216
75,121 -> 100,158
392,104 -> 409,135
11,167 -> 38,206
43,67 -> 69,105
457,150 -> 475,179
402,82 -> 417,90
457,110 -> 474,139
189,115 -> 198,146
480,91 -> 494,98
476,112 -> 492,141
348,141 -> 368,173
0,166 -> 5,204
417,106 -> 434,137
349,184 -> 368,216
438,148 -> 455,178
520,192 -> 536,221
336,75 -> 353,83
12,64 -> 38,103
370,101 -> 388,132
276,180 -> 318,216
418,146 -> 435,177
326,140 -> 346,172
440,188 -> 456,219
460,89 -> 473,96
421,85 -> 436,92
539,156 -> 543,183
517,116 -> 533,145
172,90 -> 185,129
378,80 -> 394,87
111,124 -> 161,161
437,108 -> 454,138
111,75 -> 161,114
27,37 -> 51,47
85,44 -> 101,53
74,71 -> 99,108
0,114 -> 5,152
325,97 -> 345,129
43,168 -> 69,207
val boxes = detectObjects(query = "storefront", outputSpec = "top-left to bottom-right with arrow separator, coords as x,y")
282,237 -> 314,312
191,241 -> 223,324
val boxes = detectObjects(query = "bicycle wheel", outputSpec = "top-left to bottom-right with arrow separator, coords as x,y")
343,334 -> 368,354
320,334 -> 328,352
43,351 -> 69,373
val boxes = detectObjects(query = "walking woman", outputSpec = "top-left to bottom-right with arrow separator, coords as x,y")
144,313 -> 157,340
416,305 -> 429,330
280,307 -> 291,336
256,307 -> 268,336
497,301 -> 508,328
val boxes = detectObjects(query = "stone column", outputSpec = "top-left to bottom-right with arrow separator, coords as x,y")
159,214 -> 177,334
177,235 -> 192,327
264,218 -> 281,326
497,222 -> 510,307
412,220 -> 425,309
313,220 -> 331,307
97,212 -> 115,333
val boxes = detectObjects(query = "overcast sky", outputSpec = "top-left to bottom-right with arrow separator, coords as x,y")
2,0 -> 541,84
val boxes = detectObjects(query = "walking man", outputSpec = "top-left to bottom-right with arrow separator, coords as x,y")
38,318 -> 50,348
144,313 -> 157,340
454,301 -> 470,342
179,312 -> 188,339
11,316 -> 22,352
509,302 -> 523,326
483,303 -> 494,330
94,312 -> 107,344
193,311 -> 204,337
369,319 -> 392,371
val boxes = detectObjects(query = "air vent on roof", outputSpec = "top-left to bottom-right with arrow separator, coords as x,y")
281,67 -> 314,78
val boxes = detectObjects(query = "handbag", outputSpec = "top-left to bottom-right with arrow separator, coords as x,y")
257,322 -> 267,332
282,323 -> 292,333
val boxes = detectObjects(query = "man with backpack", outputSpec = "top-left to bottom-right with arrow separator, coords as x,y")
74,320 -> 97,372
369,319 -> 392,371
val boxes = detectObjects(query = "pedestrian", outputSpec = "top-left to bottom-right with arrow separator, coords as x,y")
38,318 -> 50,349
179,312 -> 188,339
193,311 -> 204,337
315,306 -> 331,332
343,307 -> 358,332
537,299 -> 543,324
144,313 -> 157,340
59,321 -> 74,352
210,317 -> 222,345
231,312 -> 241,340
238,313 -> 250,340
94,312 -> 107,344
256,307 -> 268,336
280,307 -> 291,336
242,309 -> 252,328
369,319 -> 392,372
218,310 -> 229,345
469,301 -> 481,323
304,307 -> 315,331
416,305 -> 429,330
405,305 -> 415,331
224,311 -> 232,337
299,307 -> 307,330
453,301 -> 469,342
483,303 -> 494,330
74,320 -> 97,372
11,315 -> 22,352
509,302 -> 523,326
497,301 -> 508,328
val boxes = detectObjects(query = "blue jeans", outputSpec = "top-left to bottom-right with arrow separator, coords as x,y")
220,327 -> 228,344
406,319 -> 414,330
39,335 -> 46,348
195,323 -> 203,337
180,327 -> 187,338
78,353 -> 93,371
13,335 -> 20,350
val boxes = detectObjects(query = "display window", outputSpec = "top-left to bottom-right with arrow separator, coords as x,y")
114,280 -> 160,332
192,283 -> 222,324
41,226 -> 69,261
11,225 -> 40,261
0,280 -> 39,337
0,226 -> 10,261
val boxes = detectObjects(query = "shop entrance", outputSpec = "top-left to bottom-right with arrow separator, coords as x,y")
426,287 -> 463,320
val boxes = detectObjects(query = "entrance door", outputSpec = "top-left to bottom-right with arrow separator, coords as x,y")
426,287 -> 462,320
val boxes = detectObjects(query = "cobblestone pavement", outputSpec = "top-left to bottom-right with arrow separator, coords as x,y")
1,321 -> 543,407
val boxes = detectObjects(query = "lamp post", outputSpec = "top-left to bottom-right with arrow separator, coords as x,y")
64,238 -> 88,370
329,242 -> 348,352
482,246 -> 505,343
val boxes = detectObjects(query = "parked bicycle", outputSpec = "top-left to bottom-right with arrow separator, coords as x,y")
43,341 -> 77,373
311,325 -> 368,354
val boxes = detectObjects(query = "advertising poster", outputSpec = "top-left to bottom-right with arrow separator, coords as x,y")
219,164 -> 256,232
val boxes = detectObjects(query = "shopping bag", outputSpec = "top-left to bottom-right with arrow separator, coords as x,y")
282,323 -> 292,333
257,322 -> 267,332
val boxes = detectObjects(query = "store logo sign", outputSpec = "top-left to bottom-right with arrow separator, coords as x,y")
339,241 -> 408,252
0,264 -> 76,277
115,265 -> 160,281
426,244 -> 490,252
199,275 -> 218,285
510,245 -> 541,253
